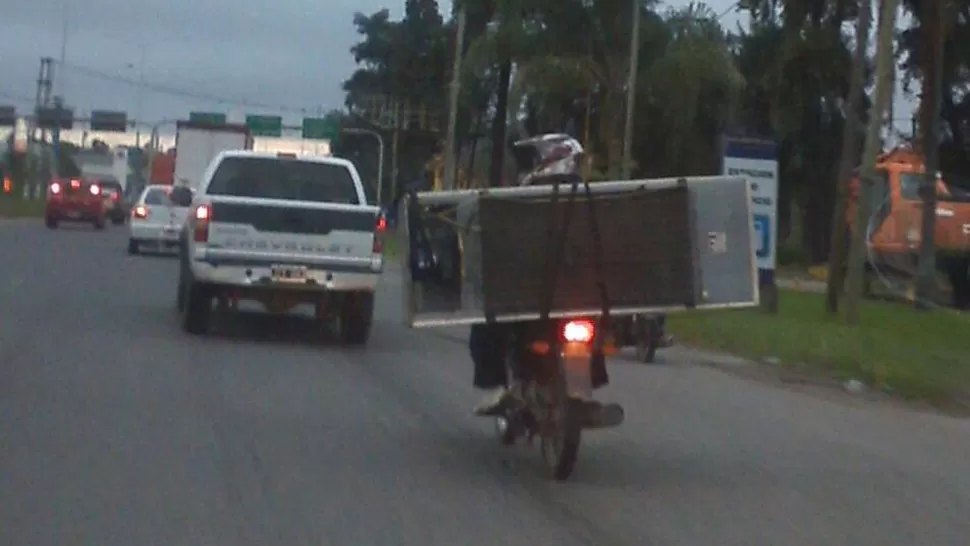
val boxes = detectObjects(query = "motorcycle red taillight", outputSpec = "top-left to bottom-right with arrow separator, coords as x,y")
193,204 -> 211,242
562,319 -> 595,344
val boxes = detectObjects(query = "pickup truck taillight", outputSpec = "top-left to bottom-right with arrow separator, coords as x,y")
193,204 -> 211,242
372,213 -> 387,253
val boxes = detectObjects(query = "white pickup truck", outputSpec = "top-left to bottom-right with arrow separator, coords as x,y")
172,150 -> 385,344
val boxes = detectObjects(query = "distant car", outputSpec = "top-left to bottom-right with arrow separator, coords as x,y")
99,179 -> 128,225
128,184 -> 193,255
44,177 -> 108,230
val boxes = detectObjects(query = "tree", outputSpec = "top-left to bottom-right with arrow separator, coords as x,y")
825,0 -> 872,315
913,0 -> 945,308
844,0 -> 900,324
342,2 -> 450,197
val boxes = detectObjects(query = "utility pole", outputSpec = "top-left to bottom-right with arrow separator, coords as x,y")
29,57 -> 54,198
51,96 -> 63,180
130,46 -> 147,148
621,0 -> 641,180
914,0 -> 944,308
824,0 -> 871,315
442,7 -> 466,191
844,0 -> 900,324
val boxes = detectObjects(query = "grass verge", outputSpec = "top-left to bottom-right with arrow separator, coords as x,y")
666,291 -> 970,406
383,232 -> 400,259
0,197 -> 44,218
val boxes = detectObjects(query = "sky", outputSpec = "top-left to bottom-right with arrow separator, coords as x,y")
0,0 -> 910,150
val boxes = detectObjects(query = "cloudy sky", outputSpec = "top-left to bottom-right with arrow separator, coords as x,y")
0,0 -> 455,128
1,0 -> 908,147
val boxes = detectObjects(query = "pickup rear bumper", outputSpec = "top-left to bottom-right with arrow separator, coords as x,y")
199,247 -> 380,271
189,252 -> 382,292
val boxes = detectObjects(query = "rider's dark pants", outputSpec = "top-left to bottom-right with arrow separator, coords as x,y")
470,321 -> 609,389
469,323 -> 511,389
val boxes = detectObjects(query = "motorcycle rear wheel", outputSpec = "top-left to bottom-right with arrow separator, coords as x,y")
540,377 -> 583,481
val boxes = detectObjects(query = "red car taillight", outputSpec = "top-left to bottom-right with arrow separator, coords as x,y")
193,204 -> 211,242
562,319 -> 595,344
49,182 -> 62,195
89,184 -> 101,196
132,205 -> 148,219
372,213 -> 387,253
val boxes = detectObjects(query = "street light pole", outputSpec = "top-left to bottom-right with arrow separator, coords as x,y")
443,7 -> 466,190
342,127 -> 385,205
621,0 -> 641,180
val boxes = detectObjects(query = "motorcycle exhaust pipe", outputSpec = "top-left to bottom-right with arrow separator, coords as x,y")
581,401 -> 625,429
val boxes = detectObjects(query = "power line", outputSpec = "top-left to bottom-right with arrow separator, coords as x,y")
0,90 -> 36,105
54,60 -> 312,114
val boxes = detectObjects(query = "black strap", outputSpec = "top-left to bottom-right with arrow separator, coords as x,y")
539,176 -> 583,321
537,175 -> 610,328
581,179 -> 611,330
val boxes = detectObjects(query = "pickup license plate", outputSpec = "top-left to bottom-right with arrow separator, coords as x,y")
270,265 -> 308,283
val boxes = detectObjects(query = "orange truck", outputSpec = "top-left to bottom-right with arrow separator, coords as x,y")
848,147 -> 970,307
150,150 -> 176,185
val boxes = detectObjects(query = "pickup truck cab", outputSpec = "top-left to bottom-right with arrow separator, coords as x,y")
174,150 -> 385,343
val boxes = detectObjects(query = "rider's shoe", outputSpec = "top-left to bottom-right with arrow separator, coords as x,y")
474,386 -> 511,416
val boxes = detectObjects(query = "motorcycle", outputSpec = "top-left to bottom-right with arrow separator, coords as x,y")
494,317 -> 625,481
481,133 -> 627,480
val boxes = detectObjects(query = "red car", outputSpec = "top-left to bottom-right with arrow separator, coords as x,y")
44,177 -> 109,229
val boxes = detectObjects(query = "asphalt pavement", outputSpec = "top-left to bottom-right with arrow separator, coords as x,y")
1,219 -> 969,546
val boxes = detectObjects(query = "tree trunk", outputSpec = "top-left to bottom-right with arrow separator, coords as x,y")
488,58 -> 512,188
913,0 -> 944,309
601,91 -> 624,179
825,0 -> 872,315
843,0 -> 899,324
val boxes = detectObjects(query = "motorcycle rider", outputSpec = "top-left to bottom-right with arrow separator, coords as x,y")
470,133 -> 601,415
401,131 -> 615,417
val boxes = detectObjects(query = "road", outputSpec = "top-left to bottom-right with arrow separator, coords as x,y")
1,220 -> 969,546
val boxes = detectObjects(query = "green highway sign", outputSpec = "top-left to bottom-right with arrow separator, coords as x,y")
36,106 -> 74,130
189,112 -> 226,125
90,110 -> 128,132
245,114 -> 283,137
302,117 -> 339,140
0,105 -> 15,127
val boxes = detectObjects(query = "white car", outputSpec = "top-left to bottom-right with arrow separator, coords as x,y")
127,184 -> 193,255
